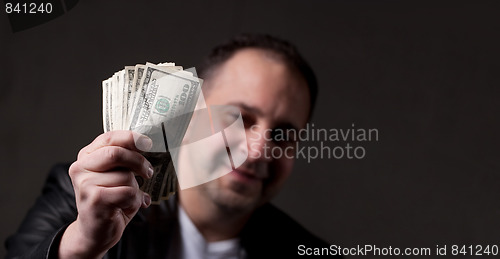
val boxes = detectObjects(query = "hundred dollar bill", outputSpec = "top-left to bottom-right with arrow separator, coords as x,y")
102,79 -> 110,132
132,69 -> 201,203
124,66 -> 135,127
139,151 -> 172,204
120,70 -> 128,129
111,72 -> 122,131
128,64 -> 145,129
127,63 -> 178,128
128,64 -> 183,130
102,62 -> 201,203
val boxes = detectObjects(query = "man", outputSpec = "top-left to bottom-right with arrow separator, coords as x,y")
6,34 -> 338,258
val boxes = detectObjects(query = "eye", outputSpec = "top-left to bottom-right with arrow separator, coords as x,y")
241,112 -> 256,129
271,128 -> 297,147
213,106 -> 241,130
221,110 -> 239,125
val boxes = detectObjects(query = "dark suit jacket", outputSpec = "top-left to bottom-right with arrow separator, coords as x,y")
5,164 -> 339,258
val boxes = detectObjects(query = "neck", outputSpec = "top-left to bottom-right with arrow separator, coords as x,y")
178,188 -> 251,242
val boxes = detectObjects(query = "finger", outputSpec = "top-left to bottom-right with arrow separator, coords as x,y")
78,146 -> 153,179
78,131 -> 152,159
74,170 -> 139,190
92,186 -> 150,212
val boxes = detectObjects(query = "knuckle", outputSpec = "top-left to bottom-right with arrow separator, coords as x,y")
134,194 -> 143,209
77,175 -> 92,190
77,149 -> 86,160
126,172 -> 137,185
68,162 -> 81,178
91,187 -> 110,206
88,187 -> 104,207
126,130 -> 135,142
77,185 -> 95,205
131,176 -> 140,189
117,187 -> 140,209
103,147 -> 123,163
77,142 -> 92,159
133,191 -> 144,209
122,187 -> 137,200
100,132 -> 114,147
139,155 -> 148,169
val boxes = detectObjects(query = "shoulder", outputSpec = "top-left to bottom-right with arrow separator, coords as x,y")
5,163 -> 76,259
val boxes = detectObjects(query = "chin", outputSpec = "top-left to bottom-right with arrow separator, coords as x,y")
210,179 -> 263,214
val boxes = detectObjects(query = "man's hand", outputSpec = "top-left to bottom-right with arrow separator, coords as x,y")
59,131 -> 154,259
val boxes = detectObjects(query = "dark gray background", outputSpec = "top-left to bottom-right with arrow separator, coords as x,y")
1,0 -> 499,258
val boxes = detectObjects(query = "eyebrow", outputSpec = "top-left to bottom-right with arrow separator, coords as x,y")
274,122 -> 300,135
229,102 -> 301,132
228,102 -> 264,116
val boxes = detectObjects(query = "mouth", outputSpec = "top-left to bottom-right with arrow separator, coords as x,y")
229,169 -> 263,185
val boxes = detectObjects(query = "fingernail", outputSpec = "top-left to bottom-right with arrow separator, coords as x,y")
148,166 -> 154,178
143,160 -> 154,178
136,135 -> 153,151
144,194 -> 151,207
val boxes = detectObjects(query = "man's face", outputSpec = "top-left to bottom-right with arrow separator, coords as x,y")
183,48 -> 310,213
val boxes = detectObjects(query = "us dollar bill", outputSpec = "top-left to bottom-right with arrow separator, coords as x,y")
139,151 -> 172,204
124,66 -> 135,128
129,64 -> 182,130
111,72 -> 122,131
132,68 -> 201,203
128,64 -> 145,129
102,79 -> 111,132
102,62 -> 201,203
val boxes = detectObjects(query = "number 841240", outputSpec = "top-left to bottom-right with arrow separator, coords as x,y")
5,2 -> 53,14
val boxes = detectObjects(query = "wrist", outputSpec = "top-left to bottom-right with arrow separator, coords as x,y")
58,221 -> 108,259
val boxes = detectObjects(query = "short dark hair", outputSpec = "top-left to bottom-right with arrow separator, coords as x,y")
198,33 -> 318,118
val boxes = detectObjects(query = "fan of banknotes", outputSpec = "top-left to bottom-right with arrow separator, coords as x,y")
102,62 -> 203,204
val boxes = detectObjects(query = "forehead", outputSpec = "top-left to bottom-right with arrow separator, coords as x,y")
203,48 -> 310,128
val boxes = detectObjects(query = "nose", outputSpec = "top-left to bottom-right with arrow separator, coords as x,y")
246,124 -> 273,163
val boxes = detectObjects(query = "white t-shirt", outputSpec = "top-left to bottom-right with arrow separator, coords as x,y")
170,206 -> 247,259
